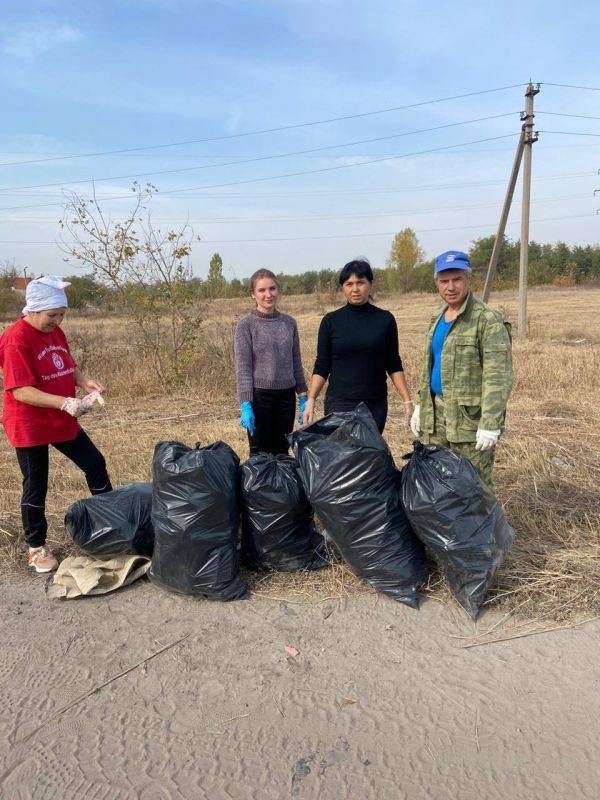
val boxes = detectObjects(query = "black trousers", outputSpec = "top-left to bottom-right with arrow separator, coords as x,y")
16,429 -> 112,548
324,396 -> 388,434
248,387 -> 296,456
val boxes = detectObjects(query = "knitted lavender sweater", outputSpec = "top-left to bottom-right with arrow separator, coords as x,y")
234,309 -> 308,403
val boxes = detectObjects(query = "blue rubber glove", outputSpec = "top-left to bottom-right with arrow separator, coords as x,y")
240,401 -> 255,437
297,395 -> 308,424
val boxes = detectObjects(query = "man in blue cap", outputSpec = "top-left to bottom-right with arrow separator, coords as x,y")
410,250 -> 513,491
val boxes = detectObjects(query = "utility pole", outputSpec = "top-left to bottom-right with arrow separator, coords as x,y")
518,82 -> 540,337
482,129 -> 525,302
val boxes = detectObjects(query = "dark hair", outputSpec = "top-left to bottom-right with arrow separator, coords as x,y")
250,268 -> 279,292
338,258 -> 374,286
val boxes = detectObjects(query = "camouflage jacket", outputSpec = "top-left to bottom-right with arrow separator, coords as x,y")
417,292 -> 513,443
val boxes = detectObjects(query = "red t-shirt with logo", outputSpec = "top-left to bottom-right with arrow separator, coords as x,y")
0,318 -> 80,447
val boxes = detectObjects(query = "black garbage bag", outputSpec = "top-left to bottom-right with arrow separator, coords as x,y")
65,482 -> 154,558
241,453 -> 330,572
401,441 -> 516,619
289,403 -> 427,607
149,440 -> 247,601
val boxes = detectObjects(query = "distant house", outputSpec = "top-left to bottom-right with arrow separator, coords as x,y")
11,278 -> 32,295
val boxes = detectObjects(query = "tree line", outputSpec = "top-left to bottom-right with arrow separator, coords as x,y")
1,183 -> 598,388
2,230 -> 600,316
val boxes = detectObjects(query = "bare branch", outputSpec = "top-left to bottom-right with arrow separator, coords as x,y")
61,183 -> 202,387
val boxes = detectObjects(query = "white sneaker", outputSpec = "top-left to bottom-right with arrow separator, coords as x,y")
27,546 -> 59,574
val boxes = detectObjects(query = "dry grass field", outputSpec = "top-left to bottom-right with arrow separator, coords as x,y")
1,285 -> 599,622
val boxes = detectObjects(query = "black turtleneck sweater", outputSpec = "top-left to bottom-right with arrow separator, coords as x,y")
313,302 -> 403,401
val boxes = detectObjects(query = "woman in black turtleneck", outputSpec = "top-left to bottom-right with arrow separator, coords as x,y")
302,259 -> 413,433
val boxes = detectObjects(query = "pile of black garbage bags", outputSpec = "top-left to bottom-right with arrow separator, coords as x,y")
65,403 -> 515,617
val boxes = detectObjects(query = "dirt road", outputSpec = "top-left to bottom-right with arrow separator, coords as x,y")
1,574 -> 599,799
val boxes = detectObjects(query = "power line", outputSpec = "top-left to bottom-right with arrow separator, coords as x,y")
0,168 -> 594,214
192,213 -> 599,242
2,138 -> 599,167
150,134 -> 521,196
155,171 -> 600,194
542,82 -> 600,92
0,133 -> 521,201
0,113 -> 519,193
0,83 -> 528,169
540,130 -> 600,137
537,111 -> 600,121
1,139 -> 592,197
3,212 -> 594,246
2,193 -> 589,225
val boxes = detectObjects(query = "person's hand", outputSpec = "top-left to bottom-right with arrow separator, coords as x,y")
403,401 -> 415,430
410,405 -> 421,438
475,429 -> 500,451
78,377 -> 104,394
297,395 -> 308,425
62,397 -> 82,417
61,392 -> 105,418
302,397 -> 315,426
240,401 -> 255,437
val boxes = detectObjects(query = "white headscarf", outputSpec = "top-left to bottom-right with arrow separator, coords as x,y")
23,276 -> 70,315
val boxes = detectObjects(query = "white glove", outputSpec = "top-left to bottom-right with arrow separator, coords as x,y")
61,391 -> 105,418
475,429 -> 500,451
410,405 -> 421,437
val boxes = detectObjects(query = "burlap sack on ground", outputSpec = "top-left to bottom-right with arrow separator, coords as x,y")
48,554 -> 150,599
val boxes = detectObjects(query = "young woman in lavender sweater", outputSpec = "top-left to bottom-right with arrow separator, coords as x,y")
234,269 -> 308,454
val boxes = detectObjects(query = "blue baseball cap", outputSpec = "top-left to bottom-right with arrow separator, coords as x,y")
434,250 -> 470,274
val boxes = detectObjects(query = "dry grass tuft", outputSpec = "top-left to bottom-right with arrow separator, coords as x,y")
1,285 -> 599,621
245,561 -> 369,603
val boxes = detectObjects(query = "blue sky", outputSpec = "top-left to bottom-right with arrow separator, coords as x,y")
1,0 -> 599,280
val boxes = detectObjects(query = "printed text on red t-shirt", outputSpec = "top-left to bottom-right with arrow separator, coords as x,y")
37,344 -> 75,381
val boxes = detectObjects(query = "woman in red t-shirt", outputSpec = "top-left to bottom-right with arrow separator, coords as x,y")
0,276 -> 112,574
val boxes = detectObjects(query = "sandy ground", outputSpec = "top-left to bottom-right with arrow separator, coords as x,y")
1,574 -> 600,800
2,286 -> 600,798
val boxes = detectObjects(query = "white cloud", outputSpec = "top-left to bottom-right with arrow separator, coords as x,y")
2,21 -> 83,61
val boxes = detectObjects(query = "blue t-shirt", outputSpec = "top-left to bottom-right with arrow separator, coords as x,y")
430,314 -> 454,396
